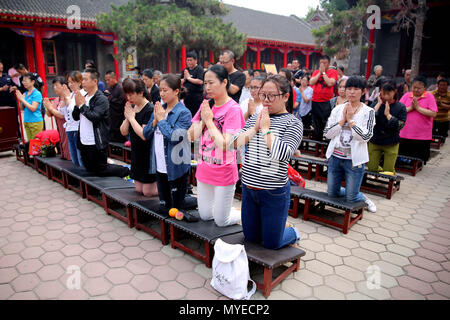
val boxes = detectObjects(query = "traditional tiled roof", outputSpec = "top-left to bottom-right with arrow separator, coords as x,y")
0,0 -> 128,22
222,4 -> 315,46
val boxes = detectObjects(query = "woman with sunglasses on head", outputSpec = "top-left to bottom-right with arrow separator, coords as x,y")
231,75 -> 302,250
188,64 -> 245,227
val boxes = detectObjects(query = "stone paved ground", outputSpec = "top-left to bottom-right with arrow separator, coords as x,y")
0,143 -> 449,300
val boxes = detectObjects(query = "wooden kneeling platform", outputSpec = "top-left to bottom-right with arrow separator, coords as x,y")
395,155 -> 424,176
299,138 -> 329,158
214,233 -> 306,298
82,176 -> 134,207
108,142 -> 126,162
36,157 -> 74,187
165,216 -> 242,268
301,189 -> 367,234
132,199 -> 170,245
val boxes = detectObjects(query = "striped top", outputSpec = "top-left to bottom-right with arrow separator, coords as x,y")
231,112 -> 303,189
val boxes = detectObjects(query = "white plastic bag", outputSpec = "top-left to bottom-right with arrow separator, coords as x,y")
210,238 -> 256,300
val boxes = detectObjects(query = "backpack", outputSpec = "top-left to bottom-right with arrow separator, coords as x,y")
210,238 -> 256,300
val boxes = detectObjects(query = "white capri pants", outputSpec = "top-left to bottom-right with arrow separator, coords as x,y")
197,181 -> 241,227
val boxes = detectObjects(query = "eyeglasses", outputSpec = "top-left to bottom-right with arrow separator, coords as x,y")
219,60 -> 232,64
258,92 -> 283,102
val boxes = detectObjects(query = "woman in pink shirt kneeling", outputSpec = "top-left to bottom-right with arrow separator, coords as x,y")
399,76 -> 438,164
188,65 -> 245,227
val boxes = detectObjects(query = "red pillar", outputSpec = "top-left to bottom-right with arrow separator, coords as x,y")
270,48 -> 273,64
366,28 -> 375,80
181,44 -> 187,71
242,49 -> 247,69
33,26 -> 48,98
256,45 -> 261,70
25,37 -> 36,73
167,48 -> 171,73
283,48 -> 288,68
113,35 -> 119,81
209,50 -> 214,64
305,50 -> 310,70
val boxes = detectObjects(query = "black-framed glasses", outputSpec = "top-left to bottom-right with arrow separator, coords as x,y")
258,92 -> 283,102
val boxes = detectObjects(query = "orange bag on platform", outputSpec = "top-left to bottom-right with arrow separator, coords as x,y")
28,139 -> 42,156
288,164 -> 306,188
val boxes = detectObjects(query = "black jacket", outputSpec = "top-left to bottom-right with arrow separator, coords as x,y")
72,90 -> 110,150
370,101 -> 407,146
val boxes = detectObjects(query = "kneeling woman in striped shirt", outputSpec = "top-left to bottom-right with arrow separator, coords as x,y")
231,75 -> 302,249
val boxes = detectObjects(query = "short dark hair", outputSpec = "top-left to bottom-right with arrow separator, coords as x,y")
105,70 -> 116,77
320,55 -> 331,62
122,78 -> 149,99
142,69 -> 154,79
437,78 -> 449,85
206,64 -> 230,89
381,79 -> 397,92
338,66 -> 345,72
244,69 -> 254,76
22,72 -> 37,82
15,63 -> 26,70
186,51 -> 198,60
83,68 -> 99,82
412,75 -> 427,87
345,75 -> 367,90
279,68 -> 293,82
160,74 -> 187,100
85,60 -> 96,69
52,76 -> 67,86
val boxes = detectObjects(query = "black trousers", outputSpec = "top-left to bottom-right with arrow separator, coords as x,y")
156,171 -> 189,210
80,144 -> 129,177
301,111 -> 313,131
311,101 -> 331,141
184,93 -> 204,117
399,138 -> 431,164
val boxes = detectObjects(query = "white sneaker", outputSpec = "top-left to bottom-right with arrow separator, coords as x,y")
365,197 -> 377,213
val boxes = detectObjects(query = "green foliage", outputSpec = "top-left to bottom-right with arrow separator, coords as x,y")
97,0 -> 247,60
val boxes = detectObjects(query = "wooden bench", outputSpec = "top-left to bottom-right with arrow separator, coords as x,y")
165,215 -> 242,268
360,171 -> 404,200
300,189 -> 367,234
395,155 -> 424,176
299,138 -> 328,158
289,186 -> 307,218
38,157 -> 74,188
34,156 -> 52,178
290,156 -> 328,182
82,176 -> 134,207
123,145 -> 131,164
108,142 -> 126,162
303,128 -> 314,139
212,233 -> 306,298
132,199 -> 171,245
101,188 -> 153,228
431,135 -> 446,150
62,166 -> 95,198
13,144 -> 27,165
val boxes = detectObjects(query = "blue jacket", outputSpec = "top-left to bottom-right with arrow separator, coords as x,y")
143,101 -> 192,181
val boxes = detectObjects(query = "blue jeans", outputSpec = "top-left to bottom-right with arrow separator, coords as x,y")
241,183 -> 298,250
327,155 -> 365,202
67,131 -> 83,167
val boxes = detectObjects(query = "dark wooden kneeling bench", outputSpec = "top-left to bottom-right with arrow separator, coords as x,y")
123,145 -> 131,164
360,171 -> 404,199
213,233 -> 306,298
290,156 -> 328,181
165,216 -> 242,268
34,156 -> 52,178
101,188 -> 153,228
289,186 -> 307,218
431,135 -> 446,150
299,138 -> 329,158
301,189 -> 367,234
82,176 -> 134,207
13,144 -> 27,165
132,199 -> 170,244
38,157 -> 74,187
108,142 -> 126,162
63,166 -> 96,198
395,155 -> 424,176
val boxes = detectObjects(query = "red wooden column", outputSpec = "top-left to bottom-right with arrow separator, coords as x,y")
242,49 -> 247,69
305,49 -> 310,70
256,45 -> 261,70
366,28 -> 375,80
167,48 -> 171,73
283,48 -> 288,68
209,50 -> 214,64
181,44 -> 186,71
25,37 -> 36,72
270,48 -> 273,64
113,35 -> 119,81
33,25 -> 48,98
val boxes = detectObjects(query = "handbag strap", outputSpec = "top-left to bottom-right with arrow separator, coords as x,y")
244,280 -> 257,300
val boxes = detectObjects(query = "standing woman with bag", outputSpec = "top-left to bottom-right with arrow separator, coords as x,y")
188,65 -> 245,227
231,75 -> 302,249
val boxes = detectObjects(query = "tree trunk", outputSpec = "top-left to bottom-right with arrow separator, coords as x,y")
411,0 -> 427,79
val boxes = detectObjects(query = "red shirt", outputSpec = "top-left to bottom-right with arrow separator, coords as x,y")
311,69 -> 339,102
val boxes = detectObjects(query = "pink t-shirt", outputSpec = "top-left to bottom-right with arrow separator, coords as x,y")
399,91 -> 438,140
192,99 -> 245,186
